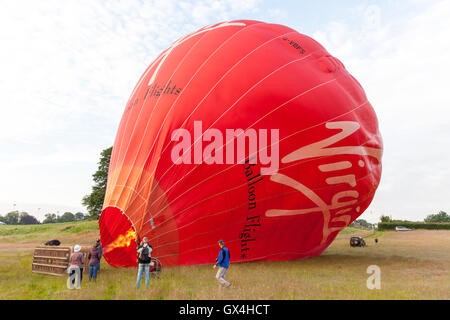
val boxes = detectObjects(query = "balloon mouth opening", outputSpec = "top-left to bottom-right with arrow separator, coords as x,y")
99,206 -> 138,267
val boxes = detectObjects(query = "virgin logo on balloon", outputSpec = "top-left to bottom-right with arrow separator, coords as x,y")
266,120 -> 382,244
99,20 -> 382,268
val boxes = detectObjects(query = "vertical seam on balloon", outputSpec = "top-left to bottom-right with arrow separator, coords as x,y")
113,185 -> 147,202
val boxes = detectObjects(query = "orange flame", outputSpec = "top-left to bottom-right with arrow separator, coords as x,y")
103,228 -> 136,254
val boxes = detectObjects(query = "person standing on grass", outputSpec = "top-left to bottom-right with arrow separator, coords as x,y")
213,240 -> 231,288
88,239 -> 102,282
136,237 -> 153,289
68,244 -> 85,289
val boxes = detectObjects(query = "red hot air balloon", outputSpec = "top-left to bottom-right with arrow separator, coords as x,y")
99,20 -> 382,268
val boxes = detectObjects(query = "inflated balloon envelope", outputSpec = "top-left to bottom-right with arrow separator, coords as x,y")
99,20 -> 383,268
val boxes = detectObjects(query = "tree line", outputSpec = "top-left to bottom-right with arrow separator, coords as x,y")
0,211 -> 88,225
379,210 -> 450,223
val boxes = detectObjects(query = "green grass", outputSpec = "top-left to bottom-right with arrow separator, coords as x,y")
0,220 -> 99,242
337,226 -> 371,234
0,222 -> 448,300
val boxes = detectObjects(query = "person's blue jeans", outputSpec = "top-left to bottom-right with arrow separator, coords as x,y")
136,263 -> 150,288
89,263 -> 100,281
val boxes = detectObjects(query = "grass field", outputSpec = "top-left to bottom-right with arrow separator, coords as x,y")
0,220 -> 449,300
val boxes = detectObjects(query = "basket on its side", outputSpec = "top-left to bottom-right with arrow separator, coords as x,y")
31,246 -> 72,276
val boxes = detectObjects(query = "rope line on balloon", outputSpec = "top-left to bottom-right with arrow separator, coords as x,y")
114,185 -> 147,202
132,96 -> 370,230
121,45 -> 322,222
113,28 -> 302,227
110,26 -> 213,229
103,22 -> 268,236
143,148 -> 377,245
130,75 -> 343,225
150,186 -> 379,260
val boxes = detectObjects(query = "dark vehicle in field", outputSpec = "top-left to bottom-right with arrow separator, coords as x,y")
350,236 -> 366,247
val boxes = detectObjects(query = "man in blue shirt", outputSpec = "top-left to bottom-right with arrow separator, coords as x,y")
213,240 -> 231,288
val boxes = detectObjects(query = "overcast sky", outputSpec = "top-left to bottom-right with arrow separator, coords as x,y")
0,0 -> 449,223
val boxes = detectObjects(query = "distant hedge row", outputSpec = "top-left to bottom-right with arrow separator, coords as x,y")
378,222 -> 450,231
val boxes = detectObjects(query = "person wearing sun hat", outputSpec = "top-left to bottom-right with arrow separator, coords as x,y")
68,244 -> 85,288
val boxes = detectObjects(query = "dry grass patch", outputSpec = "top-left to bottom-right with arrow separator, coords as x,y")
0,225 -> 449,300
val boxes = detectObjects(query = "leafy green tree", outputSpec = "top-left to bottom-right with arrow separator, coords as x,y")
380,215 -> 392,223
3,211 -> 19,225
425,211 -> 450,223
74,212 -> 86,221
82,147 -> 112,219
57,212 -> 75,223
43,213 -> 58,224
18,212 -> 40,225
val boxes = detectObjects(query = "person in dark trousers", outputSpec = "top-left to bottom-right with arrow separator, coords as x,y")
213,240 -> 231,288
88,239 -> 103,282
136,237 -> 153,288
